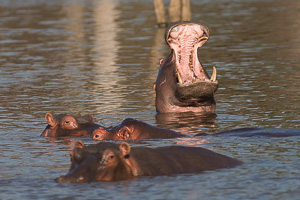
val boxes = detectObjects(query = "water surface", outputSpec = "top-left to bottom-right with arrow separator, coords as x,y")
0,0 -> 299,199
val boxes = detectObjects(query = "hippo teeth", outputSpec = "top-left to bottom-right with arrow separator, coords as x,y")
210,66 -> 217,82
177,71 -> 183,84
192,77 -> 196,83
177,66 -> 217,83
168,23 -> 213,84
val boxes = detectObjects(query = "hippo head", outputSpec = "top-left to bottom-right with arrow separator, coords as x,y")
41,112 -> 101,137
92,120 -> 135,141
56,141 -> 136,183
155,21 -> 219,113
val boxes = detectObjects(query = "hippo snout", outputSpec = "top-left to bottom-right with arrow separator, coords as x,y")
55,176 -> 68,183
55,175 -> 86,183
92,127 -> 108,140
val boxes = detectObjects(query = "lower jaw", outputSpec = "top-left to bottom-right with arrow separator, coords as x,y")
176,81 -> 218,100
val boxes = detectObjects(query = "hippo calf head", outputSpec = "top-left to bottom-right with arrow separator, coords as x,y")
92,118 -> 138,141
155,21 -> 219,113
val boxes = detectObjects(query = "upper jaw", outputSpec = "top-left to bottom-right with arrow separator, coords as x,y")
166,22 -> 217,85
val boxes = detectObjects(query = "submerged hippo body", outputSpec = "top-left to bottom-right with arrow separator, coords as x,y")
155,21 -> 218,113
56,141 -> 242,183
41,112 -> 102,137
213,128 -> 300,137
92,118 -> 185,141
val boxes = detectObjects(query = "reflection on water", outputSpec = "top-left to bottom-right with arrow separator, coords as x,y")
0,0 -> 300,199
155,112 -> 217,134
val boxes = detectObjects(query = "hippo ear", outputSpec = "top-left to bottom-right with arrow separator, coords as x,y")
119,142 -> 131,157
159,58 -> 164,65
123,127 -> 131,140
117,127 -> 131,140
70,141 -> 84,161
75,140 -> 85,148
153,82 -> 156,91
45,113 -> 57,127
87,115 -> 94,123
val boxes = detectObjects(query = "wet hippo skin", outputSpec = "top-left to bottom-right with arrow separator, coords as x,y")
41,112 -> 102,137
155,21 -> 218,113
56,141 -> 242,183
92,118 -> 185,141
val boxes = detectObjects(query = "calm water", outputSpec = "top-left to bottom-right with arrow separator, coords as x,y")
0,0 -> 300,199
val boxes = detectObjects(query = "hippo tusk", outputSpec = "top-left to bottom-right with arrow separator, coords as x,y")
199,36 -> 208,41
210,66 -> 217,82
177,71 -> 183,84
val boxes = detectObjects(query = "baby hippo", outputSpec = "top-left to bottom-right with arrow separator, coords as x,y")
41,112 -> 102,137
92,118 -> 185,141
56,141 -> 242,183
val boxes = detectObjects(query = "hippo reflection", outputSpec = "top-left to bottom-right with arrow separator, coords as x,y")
56,141 -> 242,183
155,21 -> 218,113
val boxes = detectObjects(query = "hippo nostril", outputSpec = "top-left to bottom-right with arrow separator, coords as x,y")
95,134 -> 99,138
77,176 -> 85,182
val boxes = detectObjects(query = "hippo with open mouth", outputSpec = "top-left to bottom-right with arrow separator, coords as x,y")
155,21 -> 218,113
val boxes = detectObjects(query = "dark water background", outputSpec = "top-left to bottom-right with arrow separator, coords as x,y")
0,0 -> 299,199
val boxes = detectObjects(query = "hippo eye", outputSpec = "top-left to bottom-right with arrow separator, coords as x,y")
65,121 -> 70,124
109,155 -> 114,160
102,150 -> 115,163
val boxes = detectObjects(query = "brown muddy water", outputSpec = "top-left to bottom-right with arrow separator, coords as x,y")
0,0 -> 300,199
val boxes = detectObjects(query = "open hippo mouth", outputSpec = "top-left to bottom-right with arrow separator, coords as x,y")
166,22 -> 218,99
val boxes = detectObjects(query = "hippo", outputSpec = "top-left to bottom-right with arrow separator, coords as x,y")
92,118 -> 185,141
41,112 -> 102,137
91,118 -> 300,141
155,21 -> 218,113
56,141 -> 242,183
